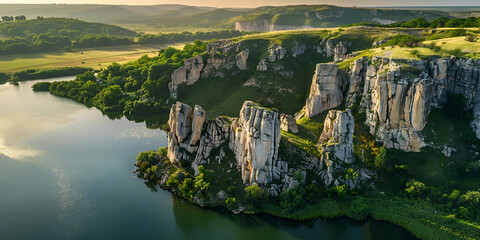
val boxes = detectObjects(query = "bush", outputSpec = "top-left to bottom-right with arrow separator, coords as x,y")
245,184 -> 268,207
465,34 -> 478,42
386,35 -> 424,47
32,82 -> 51,91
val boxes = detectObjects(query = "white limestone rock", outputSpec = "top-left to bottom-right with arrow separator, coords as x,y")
318,110 -> 355,164
280,114 -> 299,134
305,63 -> 345,118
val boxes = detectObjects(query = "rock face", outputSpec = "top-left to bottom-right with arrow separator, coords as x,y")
168,40 -> 250,98
316,110 -> 371,188
333,42 -> 348,62
305,63 -> 346,118
235,19 -> 309,32
268,45 -> 287,62
257,59 -> 268,71
335,56 -> 480,152
167,101 -> 298,195
236,49 -> 249,70
230,101 -> 282,185
169,55 -> 205,99
280,114 -> 299,133
318,110 -> 355,164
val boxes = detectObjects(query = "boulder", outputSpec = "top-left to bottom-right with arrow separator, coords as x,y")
334,42 -> 347,62
280,114 -> 299,133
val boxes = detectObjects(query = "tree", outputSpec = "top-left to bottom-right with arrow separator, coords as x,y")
2,16 -> 14,22
405,179 -> 427,199
245,184 -> 268,207
14,15 -> 26,21
465,34 -> 478,42
92,85 -> 124,111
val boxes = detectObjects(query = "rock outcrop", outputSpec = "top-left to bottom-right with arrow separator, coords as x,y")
305,63 -> 345,118
329,56 -> 480,152
280,114 -> 299,133
318,110 -> 355,164
316,110 -> 371,188
333,42 -> 348,62
167,101 -> 300,195
168,40 -> 251,98
169,55 -> 205,98
235,19 -> 309,32
236,49 -> 250,70
230,101 -> 282,185
257,59 -> 268,71
268,45 -> 287,62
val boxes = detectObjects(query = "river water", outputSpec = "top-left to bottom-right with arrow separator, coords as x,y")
0,77 -> 416,240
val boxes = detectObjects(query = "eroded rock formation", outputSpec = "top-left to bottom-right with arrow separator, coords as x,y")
305,63 -> 345,118
318,110 -> 355,164
280,114 -> 299,133
229,101 -> 281,185
167,101 -> 300,195
315,110 -> 371,188
315,56 -> 480,152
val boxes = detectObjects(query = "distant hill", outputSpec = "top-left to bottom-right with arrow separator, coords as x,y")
0,4 -> 469,32
149,5 -> 452,31
0,18 -> 138,38
0,4 -> 215,23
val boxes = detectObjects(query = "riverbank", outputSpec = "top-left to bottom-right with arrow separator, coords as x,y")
135,147 -> 479,240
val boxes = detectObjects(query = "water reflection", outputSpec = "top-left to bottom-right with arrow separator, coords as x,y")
0,136 -> 42,160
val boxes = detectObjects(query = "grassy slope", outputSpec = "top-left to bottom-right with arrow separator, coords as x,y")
178,28 -> 384,117
0,43 -> 186,73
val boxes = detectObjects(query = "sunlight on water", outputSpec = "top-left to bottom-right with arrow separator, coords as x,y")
52,167 -> 88,238
0,136 -> 42,161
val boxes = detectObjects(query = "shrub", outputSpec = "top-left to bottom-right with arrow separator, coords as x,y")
245,184 -> 268,207
465,34 -> 478,42
32,82 -> 51,91
386,35 -> 423,47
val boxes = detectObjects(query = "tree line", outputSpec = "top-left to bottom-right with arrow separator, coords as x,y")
1,16 -> 26,22
346,16 -> 480,28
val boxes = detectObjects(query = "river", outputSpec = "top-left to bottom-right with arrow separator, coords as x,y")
0,77 -> 416,240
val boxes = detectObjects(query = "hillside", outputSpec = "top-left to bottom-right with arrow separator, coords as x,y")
0,18 -> 139,56
233,5 -> 449,31
0,4 -> 215,24
149,5 -> 451,31
0,17 -> 138,38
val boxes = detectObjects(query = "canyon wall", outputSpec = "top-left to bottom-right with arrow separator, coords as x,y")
306,56 -> 480,152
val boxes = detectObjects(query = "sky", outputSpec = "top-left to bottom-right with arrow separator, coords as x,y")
0,0 -> 479,8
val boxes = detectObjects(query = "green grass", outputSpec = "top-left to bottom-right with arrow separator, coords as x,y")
0,43 -> 185,73
264,195 -> 480,240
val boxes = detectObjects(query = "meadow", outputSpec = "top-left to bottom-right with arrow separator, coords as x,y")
0,43 -> 185,73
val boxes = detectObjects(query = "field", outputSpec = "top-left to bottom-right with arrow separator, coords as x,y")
119,24 -> 226,35
0,43 -> 186,73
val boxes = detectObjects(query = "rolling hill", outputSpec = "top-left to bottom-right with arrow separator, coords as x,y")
0,4 -> 215,23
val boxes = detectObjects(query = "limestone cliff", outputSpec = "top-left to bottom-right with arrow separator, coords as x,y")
318,110 -> 355,164
166,101 -> 305,196
305,63 -> 346,118
316,110 -> 371,188
319,56 -> 480,152
235,19 -> 309,32
169,38 -> 343,100
229,101 -> 281,185
169,40 -> 250,98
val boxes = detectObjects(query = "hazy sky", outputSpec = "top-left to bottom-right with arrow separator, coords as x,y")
1,0 -> 479,8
